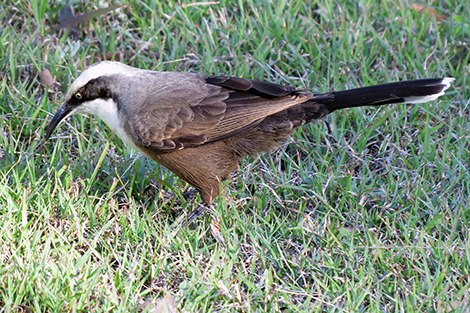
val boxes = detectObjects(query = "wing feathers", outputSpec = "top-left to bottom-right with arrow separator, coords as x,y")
205,94 -> 310,141
206,75 -> 298,97
205,76 -> 253,91
128,74 -> 307,152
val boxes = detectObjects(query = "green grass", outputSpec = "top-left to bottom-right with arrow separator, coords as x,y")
1,0 -> 469,311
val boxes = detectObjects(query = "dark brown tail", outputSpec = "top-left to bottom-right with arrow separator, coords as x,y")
316,77 -> 453,113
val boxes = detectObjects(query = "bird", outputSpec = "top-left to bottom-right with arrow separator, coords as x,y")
45,61 -> 453,213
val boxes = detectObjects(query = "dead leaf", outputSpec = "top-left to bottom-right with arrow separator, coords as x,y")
53,4 -> 124,30
440,283 -> 470,312
446,291 -> 470,312
151,294 -> 177,313
58,5 -> 81,39
40,69 -> 56,89
412,4 -> 446,21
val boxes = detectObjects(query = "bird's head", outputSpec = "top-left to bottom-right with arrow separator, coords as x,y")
45,61 -> 137,140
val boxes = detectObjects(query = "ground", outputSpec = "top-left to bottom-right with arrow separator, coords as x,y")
0,0 -> 469,311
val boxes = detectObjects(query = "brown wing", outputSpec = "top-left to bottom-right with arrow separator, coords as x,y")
124,72 -> 310,152
203,76 -> 311,143
121,72 -> 228,151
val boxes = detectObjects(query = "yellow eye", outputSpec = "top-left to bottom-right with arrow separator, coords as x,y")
75,92 -> 82,100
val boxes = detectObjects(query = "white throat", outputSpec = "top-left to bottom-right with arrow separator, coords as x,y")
78,98 -> 140,151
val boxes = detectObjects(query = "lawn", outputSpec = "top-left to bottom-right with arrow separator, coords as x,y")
0,0 -> 469,311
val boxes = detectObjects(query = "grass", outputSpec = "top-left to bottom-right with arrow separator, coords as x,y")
0,0 -> 469,311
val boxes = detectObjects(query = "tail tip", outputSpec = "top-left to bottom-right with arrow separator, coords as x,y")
404,77 -> 454,104
442,77 -> 455,91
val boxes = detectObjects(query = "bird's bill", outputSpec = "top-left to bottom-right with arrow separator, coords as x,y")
45,103 -> 75,141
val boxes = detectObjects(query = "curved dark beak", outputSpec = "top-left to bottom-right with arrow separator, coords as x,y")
45,103 -> 75,141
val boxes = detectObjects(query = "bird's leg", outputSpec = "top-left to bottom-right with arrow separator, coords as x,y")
182,189 -> 198,203
324,120 -> 332,133
175,203 -> 226,247
182,203 -> 211,227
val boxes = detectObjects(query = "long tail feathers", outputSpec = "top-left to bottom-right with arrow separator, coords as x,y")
318,77 -> 454,113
